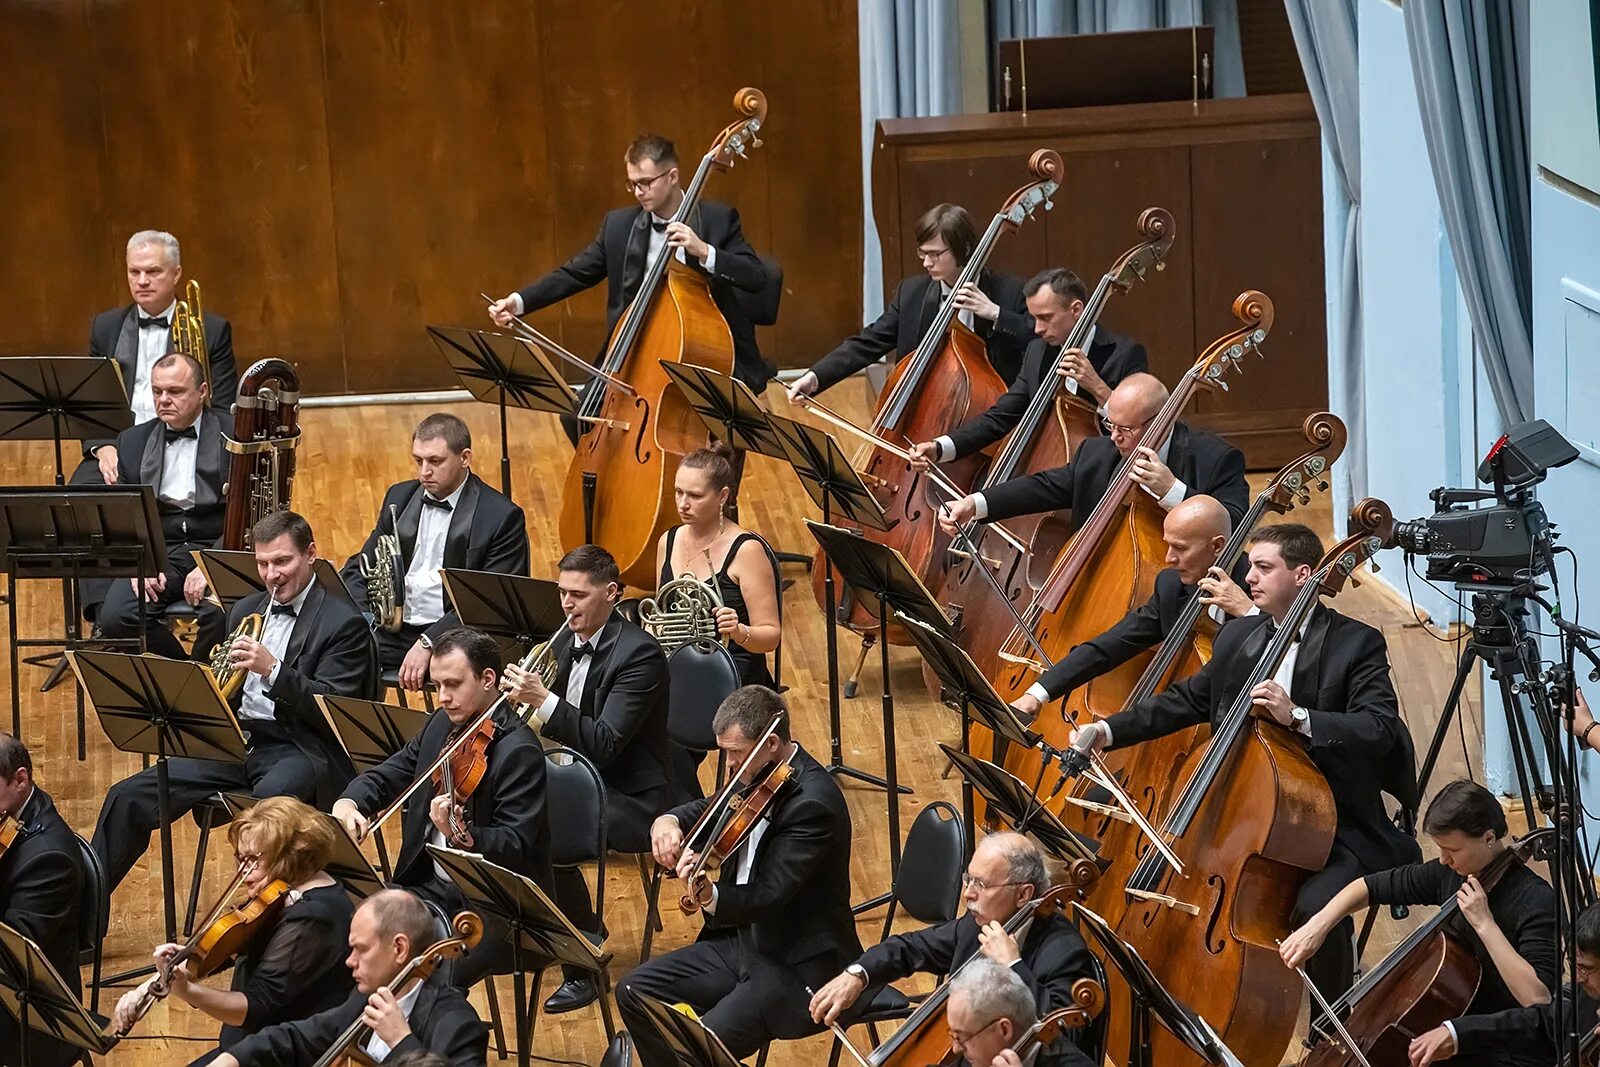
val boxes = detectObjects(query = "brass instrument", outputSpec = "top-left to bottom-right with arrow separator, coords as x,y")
506,619 -> 569,721
222,359 -> 302,549
358,504 -> 405,632
171,279 -> 209,389
208,613 -> 265,701
639,571 -> 726,656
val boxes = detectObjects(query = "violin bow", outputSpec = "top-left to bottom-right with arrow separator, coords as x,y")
803,987 -> 877,1067
478,291 -> 640,398
1278,943 -> 1376,1067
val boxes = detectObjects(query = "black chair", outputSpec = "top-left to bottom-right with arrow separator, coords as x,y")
419,898 -> 510,1059
600,1030 -> 634,1067
546,744 -> 610,947
380,666 -> 435,711
615,597 -> 642,626
73,833 -> 108,1014
1076,945 -> 1111,1064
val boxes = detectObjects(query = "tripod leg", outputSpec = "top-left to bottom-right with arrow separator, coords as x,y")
1415,642 -> 1482,799
844,633 -> 874,700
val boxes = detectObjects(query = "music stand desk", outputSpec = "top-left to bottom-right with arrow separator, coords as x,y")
660,362 -> 788,460
938,744 -> 1100,869
219,792 -> 385,901
440,570 -> 565,663
630,992 -> 746,1067
193,550 -> 356,612
0,355 -> 130,484
0,922 -> 116,1066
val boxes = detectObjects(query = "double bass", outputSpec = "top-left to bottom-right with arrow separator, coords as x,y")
557,89 -> 768,588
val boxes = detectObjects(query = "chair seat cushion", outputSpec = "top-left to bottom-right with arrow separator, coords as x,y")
855,984 -> 912,1021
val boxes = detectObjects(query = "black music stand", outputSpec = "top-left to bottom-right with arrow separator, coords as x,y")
219,792 -> 386,900
428,845 -> 616,1066
0,922 -> 116,1066
0,356 -> 130,486
1073,903 -> 1242,1067
629,992 -> 746,1067
69,650 -> 245,944
938,744 -> 1101,869
659,361 -> 788,459
0,485 -> 163,756
440,569 -> 564,665
315,694 -> 432,879
427,325 -> 577,498
766,415 -> 898,798
192,549 -> 357,612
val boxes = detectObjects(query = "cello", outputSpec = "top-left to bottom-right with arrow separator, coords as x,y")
557,89 -> 768,588
804,151 -> 1061,646
1100,503 -> 1392,1067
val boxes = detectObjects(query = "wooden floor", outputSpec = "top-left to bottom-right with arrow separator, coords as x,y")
0,381 -> 1489,1066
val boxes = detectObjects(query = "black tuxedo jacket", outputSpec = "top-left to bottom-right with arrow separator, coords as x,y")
340,472 -> 529,641
340,703 -> 554,895
1036,559 -> 1254,701
809,270 -> 1033,391
87,303 -> 238,457
113,410 -> 234,553
515,199 -> 775,391
947,327 -> 1149,459
228,580 -> 379,807
856,910 -> 1094,1019
0,788 -> 82,1067
980,422 -> 1250,535
1103,606 -> 1421,870
227,971 -> 487,1067
670,745 -> 861,969
542,614 -> 672,852
1452,989 -> 1596,1067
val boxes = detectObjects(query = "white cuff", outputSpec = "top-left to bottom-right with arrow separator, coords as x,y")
535,692 -> 559,724
1155,478 -> 1187,510
509,292 -> 525,316
702,246 -> 718,272
1442,1020 -> 1457,1048
704,884 -> 720,914
1026,682 -> 1051,704
935,436 -> 956,462
1294,709 -> 1313,738
265,662 -> 281,689
973,493 -> 990,520
1096,402 -> 1110,420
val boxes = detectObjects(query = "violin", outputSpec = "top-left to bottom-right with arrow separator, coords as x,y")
434,716 -> 495,842
676,713 -> 795,914
0,812 -> 20,860
312,911 -> 484,1067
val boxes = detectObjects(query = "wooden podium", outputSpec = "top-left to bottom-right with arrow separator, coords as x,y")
871,94 -> 1327,468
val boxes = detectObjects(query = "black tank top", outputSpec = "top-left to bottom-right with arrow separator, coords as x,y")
661,526 -> 775,689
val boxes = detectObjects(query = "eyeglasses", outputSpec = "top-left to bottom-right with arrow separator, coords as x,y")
961,872 -> 1024,892
1578,960 -> 1599,979
917,245 -> 952,264
234,851 -> 263,870
1106,416 -> 1153,437
624,171 -> 673,194
948,1015 -> 1002,1052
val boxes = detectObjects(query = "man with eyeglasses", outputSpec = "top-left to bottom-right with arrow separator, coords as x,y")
809,832 -> 1093,1043
787,202 -> 1033,403
937,372 -> 1249,539
487,133 -> 775,443
944,959 -> 1096,1067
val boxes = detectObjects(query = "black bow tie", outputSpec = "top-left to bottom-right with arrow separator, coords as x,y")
571,642 -> 594,660
650,220 -> 668,234
270,603 -> 298,618
421,495 -> 452,511
164,424 -> 197,442
139,315 -> 170,330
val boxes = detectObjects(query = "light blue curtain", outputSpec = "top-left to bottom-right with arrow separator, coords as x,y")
989,0 -> 1246,98
858,0 -> 963,321
1404,1 -> 1534,426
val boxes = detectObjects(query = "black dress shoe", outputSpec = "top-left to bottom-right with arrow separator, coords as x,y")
543,976 -> 598,1014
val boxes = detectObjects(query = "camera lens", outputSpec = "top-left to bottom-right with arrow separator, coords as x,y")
1392,520 -> 1434,554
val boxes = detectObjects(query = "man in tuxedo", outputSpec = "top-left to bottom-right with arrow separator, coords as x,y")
79,229 -> 238,486
0,734 -> 83,1067
619,687 -> 860,1065
946,959 -> 1097,1067
788,202 -> 1032,399
92,510 -> 379,893
937,372 -> 1250,537
341,413 -> 530,691
1072,522 -> 1421,1017
333,628 -> 552,989
205,889 -> 487,1067
498,544 -> 671,1014
910,266 -> 1148,468
93,352 -> 232,658
809,832 -> 1094,1029
488,133 -> 776,406
1009,495 -> 1253,720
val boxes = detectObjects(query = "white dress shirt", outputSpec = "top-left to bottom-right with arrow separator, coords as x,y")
402,479 -> 468,626
534,630 -> 603,724
703,810 -> 771,914
646,213 -> 718,273
238,577 -> 316,722
156,423 -> 199,508
934,325 -> 1098,463
971,428 -> 1185,520
362,978 -> 424,1060
938,281 -> 977,333
130,301 -> 177,425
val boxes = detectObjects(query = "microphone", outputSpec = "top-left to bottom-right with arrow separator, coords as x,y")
1045,726 -> 1102,801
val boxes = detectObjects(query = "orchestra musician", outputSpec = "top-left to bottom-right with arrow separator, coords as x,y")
786,203 -> 1032,400
937,372 -> 1251,537
0,733 -> 82,1067
498,544 -> 672,1014
333,627 -> 552,989
910,266 -> 1149,470
78,229 -> 237,487
340,413 -> 530,691
1070,523 -> 1422,1020
1281,780 -> 1556,1067
1008,495 -> 1252,721
619,687 -> 860,1065
92,510 -> 379,894
203,889 -> 488,1067
943,958 -> 1097,1067
809,832 -> 1094,1027
111,797 -> 357,1061
89,352 -> 231,660
1567,688 -> 1600,753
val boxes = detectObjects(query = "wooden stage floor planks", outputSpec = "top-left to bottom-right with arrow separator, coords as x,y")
0,381 -> 1486,1066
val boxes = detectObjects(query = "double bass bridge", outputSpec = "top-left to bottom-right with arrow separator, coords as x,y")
1124,887 -> 1201,916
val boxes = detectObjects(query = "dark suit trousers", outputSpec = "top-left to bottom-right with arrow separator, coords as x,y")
91,724 -> 317,891
617,934 -> 828,1065
375,621 -> 430,673
98,545 -> 226,660
1293,841 -> 1364,1033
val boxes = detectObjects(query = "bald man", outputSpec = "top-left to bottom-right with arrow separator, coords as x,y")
1010,496 -> 1255,721
809,832 -> 1093,1033
937,373 -> 1248,537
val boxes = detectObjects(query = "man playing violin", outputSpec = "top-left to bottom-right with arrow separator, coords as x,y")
333,627 -> 552,989
909,266 -> 1149,470
617,687 -> 860,1066
92,510 -> 379,895
205,888 -> 487,1067
787,202 -> 1032,400
0,733 -> 82,1067
937,372 -> 1250,539
112,797 -> 356,1060
1282,780 -> 1556,1067
945,959 -> 1096,1067
810,832 -> 1094,1041
497,544 -> 671,1014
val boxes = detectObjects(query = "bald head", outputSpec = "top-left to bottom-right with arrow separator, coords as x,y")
1165,495 -> 1230,541
1104,373 -> 1169,454
1162,494 -> 1232,585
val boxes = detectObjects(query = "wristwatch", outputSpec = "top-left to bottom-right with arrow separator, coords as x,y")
846,964 -> 868,983
1290,706 -> 1310,730
418,633 -> 434,650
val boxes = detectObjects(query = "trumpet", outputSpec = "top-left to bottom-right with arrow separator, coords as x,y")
208,613 -> 265,701
640,572 -> 726,656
